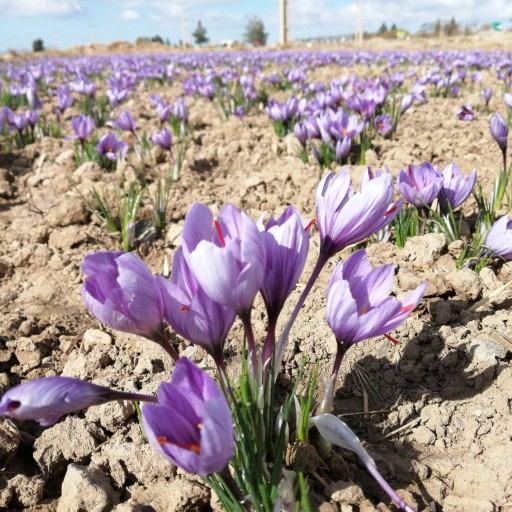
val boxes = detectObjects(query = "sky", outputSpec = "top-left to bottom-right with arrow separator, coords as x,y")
0,0 -> 511,53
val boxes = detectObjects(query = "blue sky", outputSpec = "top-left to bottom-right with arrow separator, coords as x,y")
0,0 -> 511,53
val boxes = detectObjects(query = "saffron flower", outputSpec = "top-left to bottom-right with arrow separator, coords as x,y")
142,357 -> 234,476
258,206 -> 309,325
158,249 -> 236,364
0,377 -> 155,426
374,114 -> 392,135
151,129 -> 172,151
181,203 -> 266,316
326,250 -> 427,355
96,133 -> 128,161
69,115 -> 95,141
316,170 -> 401,258
485,215 -> 512,260
456,104 -> 476,121
108,109 -> 137,133
438,163 -> 477,213
397,162 -> 444,209
81,251 -> 170,345
490,112 -> 508,154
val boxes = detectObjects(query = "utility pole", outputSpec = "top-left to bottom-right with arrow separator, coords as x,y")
356,0 -> 363,46
279,0 -> 289,46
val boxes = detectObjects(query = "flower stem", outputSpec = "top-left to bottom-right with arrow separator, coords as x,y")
365,462 -> 417,512
150,329 -> 179,362
274,253 -> 329,375
240,311 -> 259,381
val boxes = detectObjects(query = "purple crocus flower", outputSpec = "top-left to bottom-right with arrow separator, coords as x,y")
485,215 -> 512,260
482,88 -> 492,107
156,102 -> 171,124
396,162 -> 444,209
151,129 -> 172,151
10,112 -> 28,131
316,170 -> 402,258
26,110 -> 39,129
456,104 -> 476,121
294,122 -> 308,147
258,206 -> 309,326
504,93 -> 512,110
0,377 -> 155,426
55,87 -> 74,114
490,112 -> 508,154
158,249 -> 236,364
70,115 -> 95,141
142,357 -> 234,476
233,105 -> 246,118
81,251 -> 169,343
106,88 -> 130,108
438,163 -> 477,213
326,249 -> 427,362
96,133 -> 128,161
374,114 -> 392,135
181,203 -> 266,317
400,94 -> 413,114
173,97 -> 188,122
108,109 -> 137,132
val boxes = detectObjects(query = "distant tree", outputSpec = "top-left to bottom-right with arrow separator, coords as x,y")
244,17 -> 268,46
32,39 -> 44,52
192,21 -> 209,45
390,23 -> 397,32
378,22 -> 388,35
151,35 -> 164,44
434,19 -> 442,36
445,17 -> 459,36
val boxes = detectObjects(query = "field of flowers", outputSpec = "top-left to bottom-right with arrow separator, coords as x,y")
0,42 -> 511,511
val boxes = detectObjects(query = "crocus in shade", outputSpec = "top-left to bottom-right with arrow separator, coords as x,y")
438,163 -> 477,213
142,357 -> 234,476
0,377 -> 156,426
485,215 -> 512,260
158,248 -> 236,364
397,162 -> 444,209
181,203 -> 266,316
81,251 -> 167,342
316,170 -> 402,258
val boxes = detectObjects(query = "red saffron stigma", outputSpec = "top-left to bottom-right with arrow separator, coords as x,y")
385,205 -> 398,216
384,333 -> 400,346
214,220 -> 226,247
157,436 -> 167,445
180,305 -> 189,312
400,304 -> 413,313
305,219 -> 316,232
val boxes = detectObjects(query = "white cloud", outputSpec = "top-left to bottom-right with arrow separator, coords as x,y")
120,8 -> 140,20
0,0 -> 83,16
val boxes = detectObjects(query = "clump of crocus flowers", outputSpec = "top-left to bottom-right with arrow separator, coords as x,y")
0,169 -> 426,512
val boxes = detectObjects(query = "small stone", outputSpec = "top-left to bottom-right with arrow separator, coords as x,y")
46,196 -> 89,227
0,418 -> 21,460
466,338 -> 508,364
34,417 -> 105,474
166,223 -> 183,246
83,329 -> 113,353
48,225 -> 88,250
445,269 -> 482,301
325,481 -> 365,504
413,425 -> 436,445
57,464 -> 118,512
428,299 -> 452,325
14,337 -> 43,370
7,474 -> 45,507
404,233 -> 446,266
166,479 -> 210,512
55,149 -> 75,165
85,400 -> 135,432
